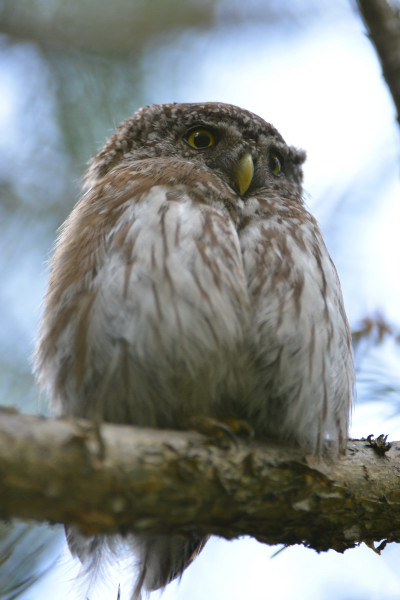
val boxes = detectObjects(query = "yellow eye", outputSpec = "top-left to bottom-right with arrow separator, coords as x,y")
186,129 -> 215,149
269,153 -> 282,176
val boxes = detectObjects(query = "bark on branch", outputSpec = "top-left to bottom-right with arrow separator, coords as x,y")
356,0 -> 400,126
1,407 -> 400,553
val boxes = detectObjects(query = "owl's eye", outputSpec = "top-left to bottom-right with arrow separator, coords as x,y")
269,153 -> 282,176
186,129 -> 215,149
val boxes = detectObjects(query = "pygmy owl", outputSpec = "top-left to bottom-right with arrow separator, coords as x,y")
35,102 -> 354,598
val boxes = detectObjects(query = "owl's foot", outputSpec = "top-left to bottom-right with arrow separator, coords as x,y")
183,415 -> 254,447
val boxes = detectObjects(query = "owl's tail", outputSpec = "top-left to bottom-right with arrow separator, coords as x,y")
66,528 -> 208,599
130,533 -> 209,599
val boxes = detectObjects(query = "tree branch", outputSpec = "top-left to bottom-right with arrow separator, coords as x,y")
356,0 -> 400,126
1,407 -> 399,552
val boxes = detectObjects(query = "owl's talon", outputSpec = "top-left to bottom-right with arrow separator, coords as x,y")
92,418 -> 106,460
183,416 -> 253,447
221,417 -> 255,441
210,421 -> 239,447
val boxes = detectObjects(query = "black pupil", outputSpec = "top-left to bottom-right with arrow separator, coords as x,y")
193,132 -> 211,148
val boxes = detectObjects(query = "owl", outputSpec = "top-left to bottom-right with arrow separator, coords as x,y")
35,102 -> 354,598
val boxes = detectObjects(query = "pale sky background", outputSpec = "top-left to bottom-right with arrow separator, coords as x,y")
1,1 -> 400,599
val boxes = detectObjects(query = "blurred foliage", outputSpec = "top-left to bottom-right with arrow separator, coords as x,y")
353,314 -> 400,348
0,0 -> 345,53
0,522 -> 62,599
0,0 -> 216,53
353,315 -> 400,408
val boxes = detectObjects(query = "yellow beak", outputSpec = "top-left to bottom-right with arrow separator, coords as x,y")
234,152 -> 254,195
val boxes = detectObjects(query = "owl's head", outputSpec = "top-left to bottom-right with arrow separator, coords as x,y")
87,102 -> 306,198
